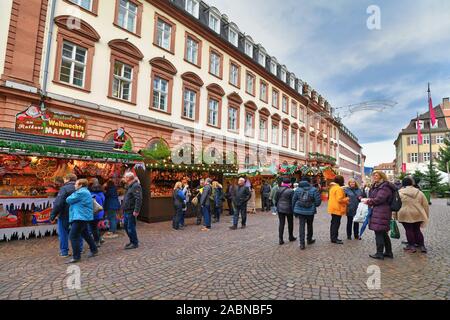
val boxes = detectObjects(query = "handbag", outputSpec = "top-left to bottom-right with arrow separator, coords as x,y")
93,198 -> 103,214
390,219 -> 400,239
354,203 -> 369,223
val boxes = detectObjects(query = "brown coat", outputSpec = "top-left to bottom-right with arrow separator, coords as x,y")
394,186 -> 430,227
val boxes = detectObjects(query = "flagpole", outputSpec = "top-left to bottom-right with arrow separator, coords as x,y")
428,83 -> 434,191
417,112 -> 420,167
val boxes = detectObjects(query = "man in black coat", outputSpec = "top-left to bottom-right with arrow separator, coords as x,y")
123,172 -> 143,250
50,174 -> 78,257
260,181 -> 272,212
199,178 -> 212,231
230,178 -> 251,230
275,177 -> 296,245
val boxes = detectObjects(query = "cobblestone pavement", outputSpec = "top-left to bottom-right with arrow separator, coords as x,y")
0,199 -> 449,300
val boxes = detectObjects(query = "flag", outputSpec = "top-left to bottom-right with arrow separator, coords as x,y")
402,163 -> 406,173
428,83 -> 437,127
417,114 -> 423,144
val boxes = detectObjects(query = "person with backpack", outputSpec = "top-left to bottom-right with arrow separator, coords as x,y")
362,171 -> 398,260
328,175 -> 350,244
274,178 -> 296,245
394,177 -> 429,253
292,177 -> 321,250
172,182 -> 186,230
345,179 -> 364,240
260,181 -> 272,212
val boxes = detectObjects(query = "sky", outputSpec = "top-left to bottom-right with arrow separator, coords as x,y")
206,0 -> 450,166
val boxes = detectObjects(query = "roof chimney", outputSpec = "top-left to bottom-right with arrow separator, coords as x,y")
443,97 -> 450,110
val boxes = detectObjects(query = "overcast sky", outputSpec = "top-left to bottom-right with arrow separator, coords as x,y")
206,0 -> 450,166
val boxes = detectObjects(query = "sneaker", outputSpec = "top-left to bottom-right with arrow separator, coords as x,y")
87,251 -> 98,258
95,242 -> 101,248
404,245 -> 417,253
124,243 -> 133,249
300,244 -> 306,250
59,253 -> 69,258
125,244 -> 139,250
369,253 -> 384,260
419,246 -> 428,254
65,258 -> 80,264
307,239 -> 316,245
383,252 -> 394,259
201,227 -> 210,232
99,238 -> 105,244
332,240 -> 344,245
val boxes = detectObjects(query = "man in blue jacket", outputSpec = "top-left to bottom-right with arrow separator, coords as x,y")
50,174 -> 79,257
292,177 -> 322,250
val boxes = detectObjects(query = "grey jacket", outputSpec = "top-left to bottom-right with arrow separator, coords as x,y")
200,184 -> 212,207
123,180 -> 143,214
50,181 -> 76,220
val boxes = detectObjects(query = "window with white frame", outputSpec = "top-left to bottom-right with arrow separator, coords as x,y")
423,153 -> 430,162
299,107 -> 304,122
245,41 -> 253,57
259,118 -> 267,141
112,61 -> 133,101
289,76 -> 295,89
410,136 -> 417,145
157,18 -> 172,51
291,130 -> 297,150
260,82 -> 267,101
185,0 -> 199,18
415,120 -> 424,130
186,36 -> 199,65
245,112 -> 254,136
228,107 -> 238,131
183,89 -> 196,119
70,0 -> 92,11
209,13 -> 221,34
258,52 -> 266,67
410,153 -> 418,163
291,102 -> 297,118
246,73 -> 255,95
272,124 -> 279,144
282,127 -> 288,147
282,96 -> 288,113
270,61 -> 277,75
280,69 -> 287,82
228,28 -> 239,47
230,63 -> 239,87
152,76 -> 169,111
210,51 -> 221,77
118,0 -> 137,33
272,90 -> 279,108
208,98 -> 219,126
436,135 -> 444,144
299,133 -> 305,152
423,135 -> 430,145
60,41 -> 87,88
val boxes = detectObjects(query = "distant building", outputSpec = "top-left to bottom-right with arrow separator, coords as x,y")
373,162 -> 396,181
394,98 -> 450,175
336,123 -> 365,184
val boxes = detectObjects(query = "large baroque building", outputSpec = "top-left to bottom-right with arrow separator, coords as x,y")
0,0 -> 363,176
394,98 -> 450,175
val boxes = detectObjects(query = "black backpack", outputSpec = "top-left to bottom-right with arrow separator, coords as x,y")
297,188 -> 314,208
390,188 -> 402,212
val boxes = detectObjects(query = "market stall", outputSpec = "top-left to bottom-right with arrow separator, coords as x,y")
0,128 -> 143,241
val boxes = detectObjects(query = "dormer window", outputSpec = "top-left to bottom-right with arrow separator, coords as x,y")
280,68 -> 287,82
185,0 -> 200,18
245,41 -> 253,57
289,75 -> 295,89
258,52 -> 266,67
208,8 -> 221,34
270,60 -> 277,75
228,23 -> 239,47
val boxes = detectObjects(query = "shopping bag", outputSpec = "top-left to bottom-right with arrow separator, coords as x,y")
354,203 -> 368,223
390,219 -> 400,239
93,198 -> 103,214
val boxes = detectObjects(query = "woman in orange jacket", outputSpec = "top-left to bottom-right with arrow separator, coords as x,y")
328,175 -> 350,244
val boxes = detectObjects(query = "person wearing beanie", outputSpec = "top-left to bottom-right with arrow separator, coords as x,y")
274,178 -> 296,245
394,176 -> 430,253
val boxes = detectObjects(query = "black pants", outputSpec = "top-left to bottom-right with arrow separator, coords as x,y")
347,216 -> 360,239
262,194 -> 271,211
278,213 -> 294,241
227,198 -> 234,215
196,204 -> 202,224
69,220 -> 97,260
375,231 -> 392,254
330,214 -> 342,242
88,220 -> 100,243
172,206 -> 183,229
298,215 -> 314,245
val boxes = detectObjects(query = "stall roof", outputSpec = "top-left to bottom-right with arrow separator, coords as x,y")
0,129 -> 143,163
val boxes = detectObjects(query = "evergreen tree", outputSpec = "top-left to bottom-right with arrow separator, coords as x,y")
122,139 -> 133,153
423,164 -> 443,193
437,136 -> 450,173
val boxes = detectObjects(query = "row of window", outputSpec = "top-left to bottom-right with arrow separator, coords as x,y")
407,152 -> 440,163
407,135 -> 445,145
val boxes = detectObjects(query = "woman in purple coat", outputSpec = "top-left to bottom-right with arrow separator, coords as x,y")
363,171 -> 396,260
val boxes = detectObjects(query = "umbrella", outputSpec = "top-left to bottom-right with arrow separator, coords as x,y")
359,207 -> 373,238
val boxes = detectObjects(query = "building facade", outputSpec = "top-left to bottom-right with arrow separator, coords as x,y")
336,124 -> 365,184
373,162 -> 395,182
394,98 -> 450,175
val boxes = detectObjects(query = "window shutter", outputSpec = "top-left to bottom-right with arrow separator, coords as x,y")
407,153 -> 411,162
419,153 -> 423,162
431,136 -> 437,144
407,137 -> 411,146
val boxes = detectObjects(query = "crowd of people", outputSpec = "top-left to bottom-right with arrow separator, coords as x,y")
49,168 -> 430,264
50,172 -> 143,264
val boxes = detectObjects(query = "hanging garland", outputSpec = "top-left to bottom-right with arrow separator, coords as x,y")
0,140 -> 143,162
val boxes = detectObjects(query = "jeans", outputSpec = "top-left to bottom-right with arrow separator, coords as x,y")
88,220 -> 100,243
202,206 -> 211,228
57,215 -> 82,255
262,194 -> 271,211
347,216 -> 360,239
180,207 -> 187,227
106,209 -> 117,233
402,222 -> 424,246
215,206 -> 222,222
375,231 -> 392,254
173,207 -> 183,229
330,214 -> 342,242
227,198 -> 234,216
69,220 -> 97,260
124,213 -> 139,246
233,205 -> 247,226
278,213 -> 294,241
298,214 -> 314,245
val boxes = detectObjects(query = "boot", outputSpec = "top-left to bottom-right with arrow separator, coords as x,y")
369,253 -> 384,260
419,245 -> 428,253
